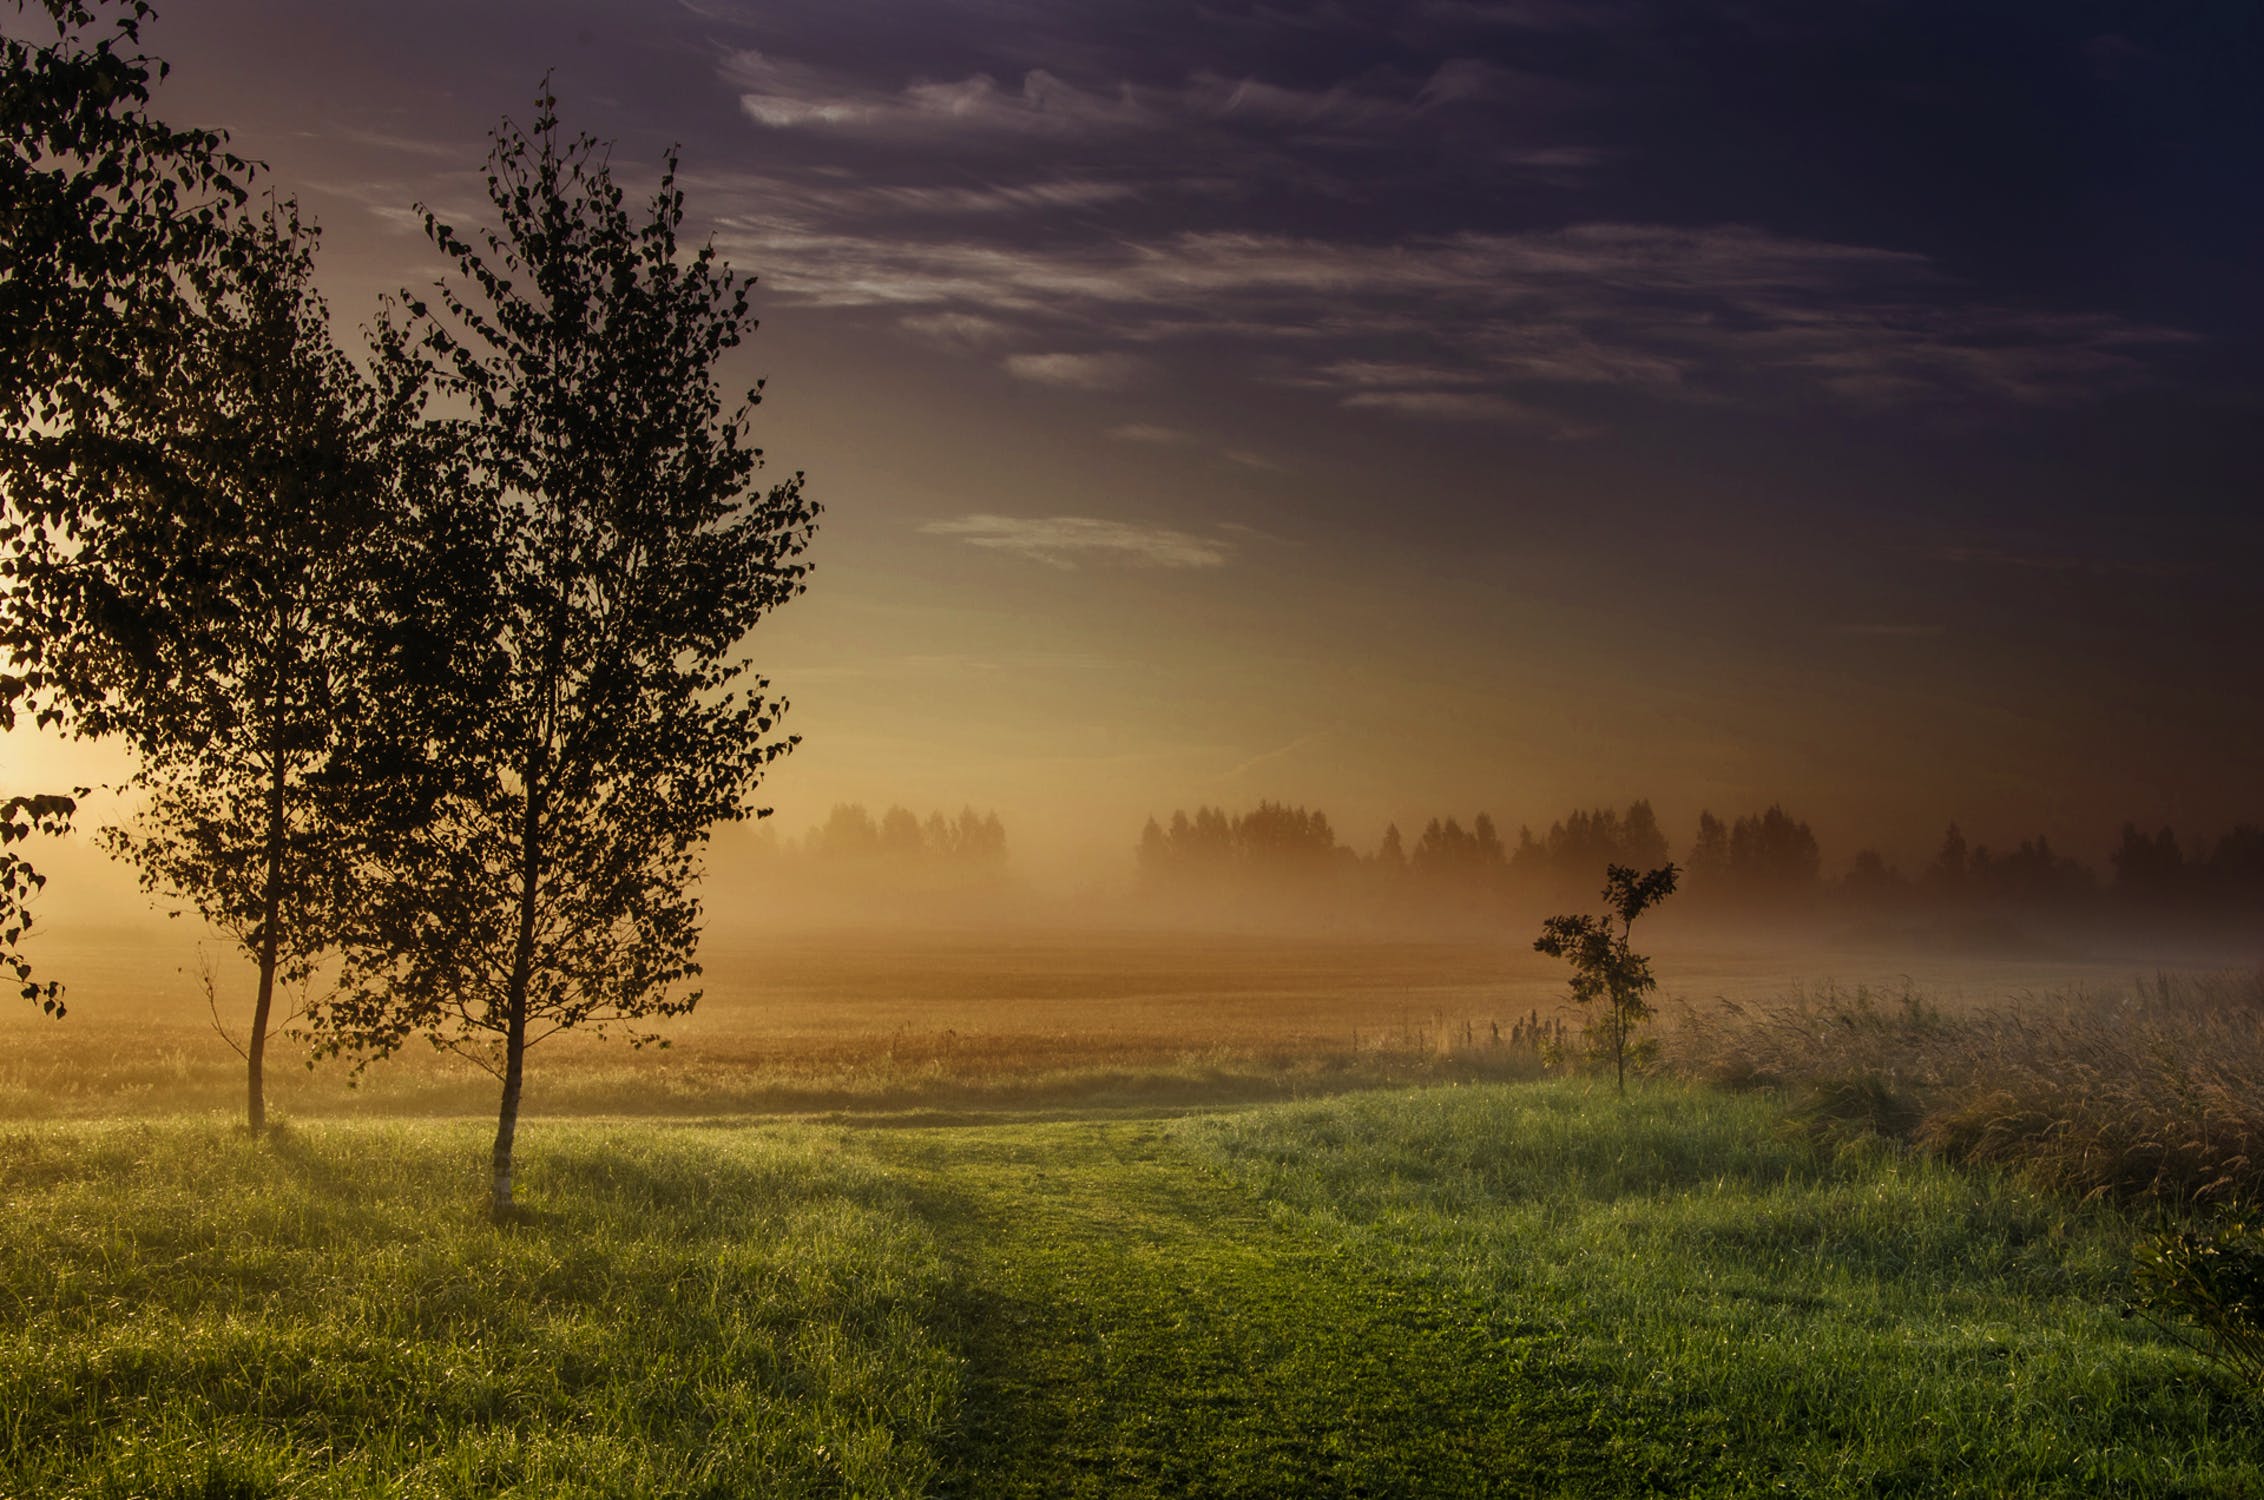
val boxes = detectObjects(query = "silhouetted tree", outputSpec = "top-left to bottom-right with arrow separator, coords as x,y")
1137,815 -> 1169,881
1142,800 -> 1338,888
2112,824 -> 2187,904
87,204 -> 401,1133
877,804 -> 923,857
1727,805 -> 1821,905
1,0 -> 246,1011
954,806 -> 1007,865
346,92 -> 818,1217
2207,826 -> 2264,905
811,804 -> 881,859
1375,822 -> 1406,872
1412,814 -> 1503,879
1925,822 -> 1969,898
1968,835 -> 2091,906
1686,810 -> 1728,891
1510,802 -> 1664,900
811,803 -> 1006,865
1534,862 -> 1678,1094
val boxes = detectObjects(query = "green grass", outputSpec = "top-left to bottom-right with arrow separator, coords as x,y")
5,1084 -> 2259,1497
1186,1084 -> 2261,1496
0,1123 -> 957,1498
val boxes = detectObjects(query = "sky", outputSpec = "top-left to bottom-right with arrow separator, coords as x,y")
19,0 -> 2264,902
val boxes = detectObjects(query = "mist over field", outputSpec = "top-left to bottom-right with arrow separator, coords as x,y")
8,0 -> 2264,1493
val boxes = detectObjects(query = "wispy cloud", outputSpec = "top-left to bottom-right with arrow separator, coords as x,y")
1216,726 -> 1338,783
713,219 -> 2190,414
1109,422 -> 1195,444
920,514 -> 1230,568
723,50 -> 1536,146
1340,389 -> 1549,421
1002,351 -> 1148,389
1222,448 -> 1288,471
694,38 -> 2191,430
899,311 -> 1016,347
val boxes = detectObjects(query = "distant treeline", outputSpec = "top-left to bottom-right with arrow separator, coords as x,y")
756,804 -> 1009,866
1135,799 -> 2264,931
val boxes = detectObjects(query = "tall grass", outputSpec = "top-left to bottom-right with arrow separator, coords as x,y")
0,1122 -> 957,1498
1661,971 -> 2264,1209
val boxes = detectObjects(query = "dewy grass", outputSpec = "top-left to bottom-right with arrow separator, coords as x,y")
0,1121 -> 957,1499
1185,1081 -> 2264,1497
5,1085 -> 2261,1497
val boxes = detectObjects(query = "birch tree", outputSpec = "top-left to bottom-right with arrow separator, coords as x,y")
350,93 -> 818,1217
91,203 -> 401,1132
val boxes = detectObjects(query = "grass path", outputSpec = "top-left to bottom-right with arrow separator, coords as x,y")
878,1088 -> 2263,1499
874,1121 -> 1565,1498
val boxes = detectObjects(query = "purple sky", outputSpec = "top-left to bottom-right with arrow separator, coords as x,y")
40,0 -> 2264,885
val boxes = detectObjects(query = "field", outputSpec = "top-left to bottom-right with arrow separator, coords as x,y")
4,928 -> 2261,1495
0,924 -> 2207,1120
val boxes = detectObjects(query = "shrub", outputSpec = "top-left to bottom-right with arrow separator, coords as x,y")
2131,1204 -> 2264,1394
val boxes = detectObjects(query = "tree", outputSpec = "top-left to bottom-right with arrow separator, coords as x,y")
1925,822 -> 1969,898
1686,810 -> 1729,895
91,203 -> 401,1133
1534,862 -> 1678,1094
0,0 -> 247,1010
348,92 -> 818,1217
1726,804 -> 1821,906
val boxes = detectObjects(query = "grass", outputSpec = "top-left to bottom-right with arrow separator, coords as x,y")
1663,971 -> 2264,1207
1189,1083 -> 2261,1496
0,1122 -> 958,1498
6,1083 -> 2260,1497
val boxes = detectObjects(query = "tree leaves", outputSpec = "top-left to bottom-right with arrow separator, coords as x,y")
330,92 -> 818,1141
1535,862 -> 1679,1092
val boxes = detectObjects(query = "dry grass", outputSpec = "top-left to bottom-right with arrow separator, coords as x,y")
0,931 -> 1579,1119
5,922 -> 2238,1133
1662,970 -> 2264,1209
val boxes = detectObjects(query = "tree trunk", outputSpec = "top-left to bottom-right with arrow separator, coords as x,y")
491,777 -> 543,1220
490,980 -> 528,1218
247,668 -> 290,1135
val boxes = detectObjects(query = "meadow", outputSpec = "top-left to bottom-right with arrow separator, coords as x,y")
0,924 -> 2197,1120
4,929 -> 2261,1496
6,1086 -> 2261,1497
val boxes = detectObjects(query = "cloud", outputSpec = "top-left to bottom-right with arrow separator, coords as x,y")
920,514 -> 1231,568
716,219 -> 2189,412
1340,389 -> 1549,421
1109,422 -> 1195,444
727,51 -> 1158,140
1002,351 -> 1148,389
1314,358 -> 1496,388
899,311 -> 1016,347
723,50 -> 1531,148
1222,448 -> 1288,471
